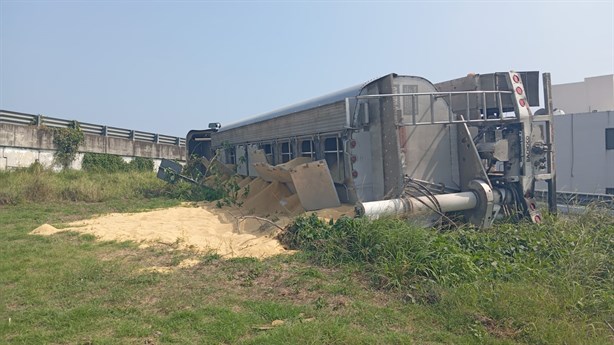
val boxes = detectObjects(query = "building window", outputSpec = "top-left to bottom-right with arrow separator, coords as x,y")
606,128 -> 614,150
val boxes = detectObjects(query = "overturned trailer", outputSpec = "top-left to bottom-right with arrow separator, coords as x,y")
187,71 -> 556,227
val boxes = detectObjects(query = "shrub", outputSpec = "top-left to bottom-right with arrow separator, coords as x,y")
23,172 -> 55,202
0,167 -> 168,203
281,213 -> 613,291
82,153 -> 154,173
82,153 -> 127,173
129,157 -> 154,172
52,122 -> 85,169
182,155 -> 207,180
163,180 -> 223,201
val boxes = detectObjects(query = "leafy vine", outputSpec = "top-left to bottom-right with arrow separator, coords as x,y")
53,121 -> 85,169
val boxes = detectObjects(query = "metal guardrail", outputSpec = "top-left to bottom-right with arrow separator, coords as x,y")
0,110 -> 185,147
535,190 -> 614,209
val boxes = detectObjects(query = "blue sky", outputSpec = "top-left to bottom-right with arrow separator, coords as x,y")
2,1 -> 613,136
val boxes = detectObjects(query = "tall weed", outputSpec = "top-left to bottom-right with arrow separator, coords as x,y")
282,213 -> 612,290
0,165 -> 224,204
0,167 -> 167,203
81,153 -> 154,173
282,211 -> 614,343
280,215 -> 480,287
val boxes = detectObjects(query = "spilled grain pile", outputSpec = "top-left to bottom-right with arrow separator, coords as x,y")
31,204 -> 290,259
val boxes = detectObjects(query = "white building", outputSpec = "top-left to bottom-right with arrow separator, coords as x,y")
552,74 -> 614,113
551,74 -> 614,195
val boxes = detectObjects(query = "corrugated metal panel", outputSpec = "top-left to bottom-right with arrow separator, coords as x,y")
217,74 -> 397,134
219,85 -> 359,132
213,101 -> 347,146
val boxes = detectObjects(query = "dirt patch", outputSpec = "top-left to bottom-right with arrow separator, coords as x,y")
30,204 -> 290,259
475,314 -> 521,338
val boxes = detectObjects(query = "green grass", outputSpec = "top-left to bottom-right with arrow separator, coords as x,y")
0,165 -> 219,204
281,213 -> 614,344
0,169 -> 612,344
0,201 -> 431,344
0,167 -> 169,204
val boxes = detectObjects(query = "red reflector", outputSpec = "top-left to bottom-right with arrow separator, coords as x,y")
351,155 -> 357,163
516,86 -> 523,95
519,99 -> 526,107
513,75 -> 520,83
352,170 -> 358,178
350,140 -> 357,148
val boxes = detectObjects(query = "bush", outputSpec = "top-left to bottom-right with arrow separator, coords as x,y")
129,157 -> 154,172
280,215 -> 479,288
182,155 -> 207,180
281,212 -> 614,343
163,180 -> 223,202
52,123 -> 85,169
281,213 -> 613,290
82,153 -> 128,173
1,159 -> 220,204
82,153 -> 154,173
0,165 -> 167,203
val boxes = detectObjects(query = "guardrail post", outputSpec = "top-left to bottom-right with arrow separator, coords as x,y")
176,137 -> 181,146
102,126 -> 108,137
130,130 -> 135,141
154,134 -> 159,144
36,115 -> 43,127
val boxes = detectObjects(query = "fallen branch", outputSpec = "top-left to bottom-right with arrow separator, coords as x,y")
237,216 -> 285,231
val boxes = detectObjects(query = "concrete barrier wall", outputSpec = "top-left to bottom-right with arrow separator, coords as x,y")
0,123 -> 185,170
